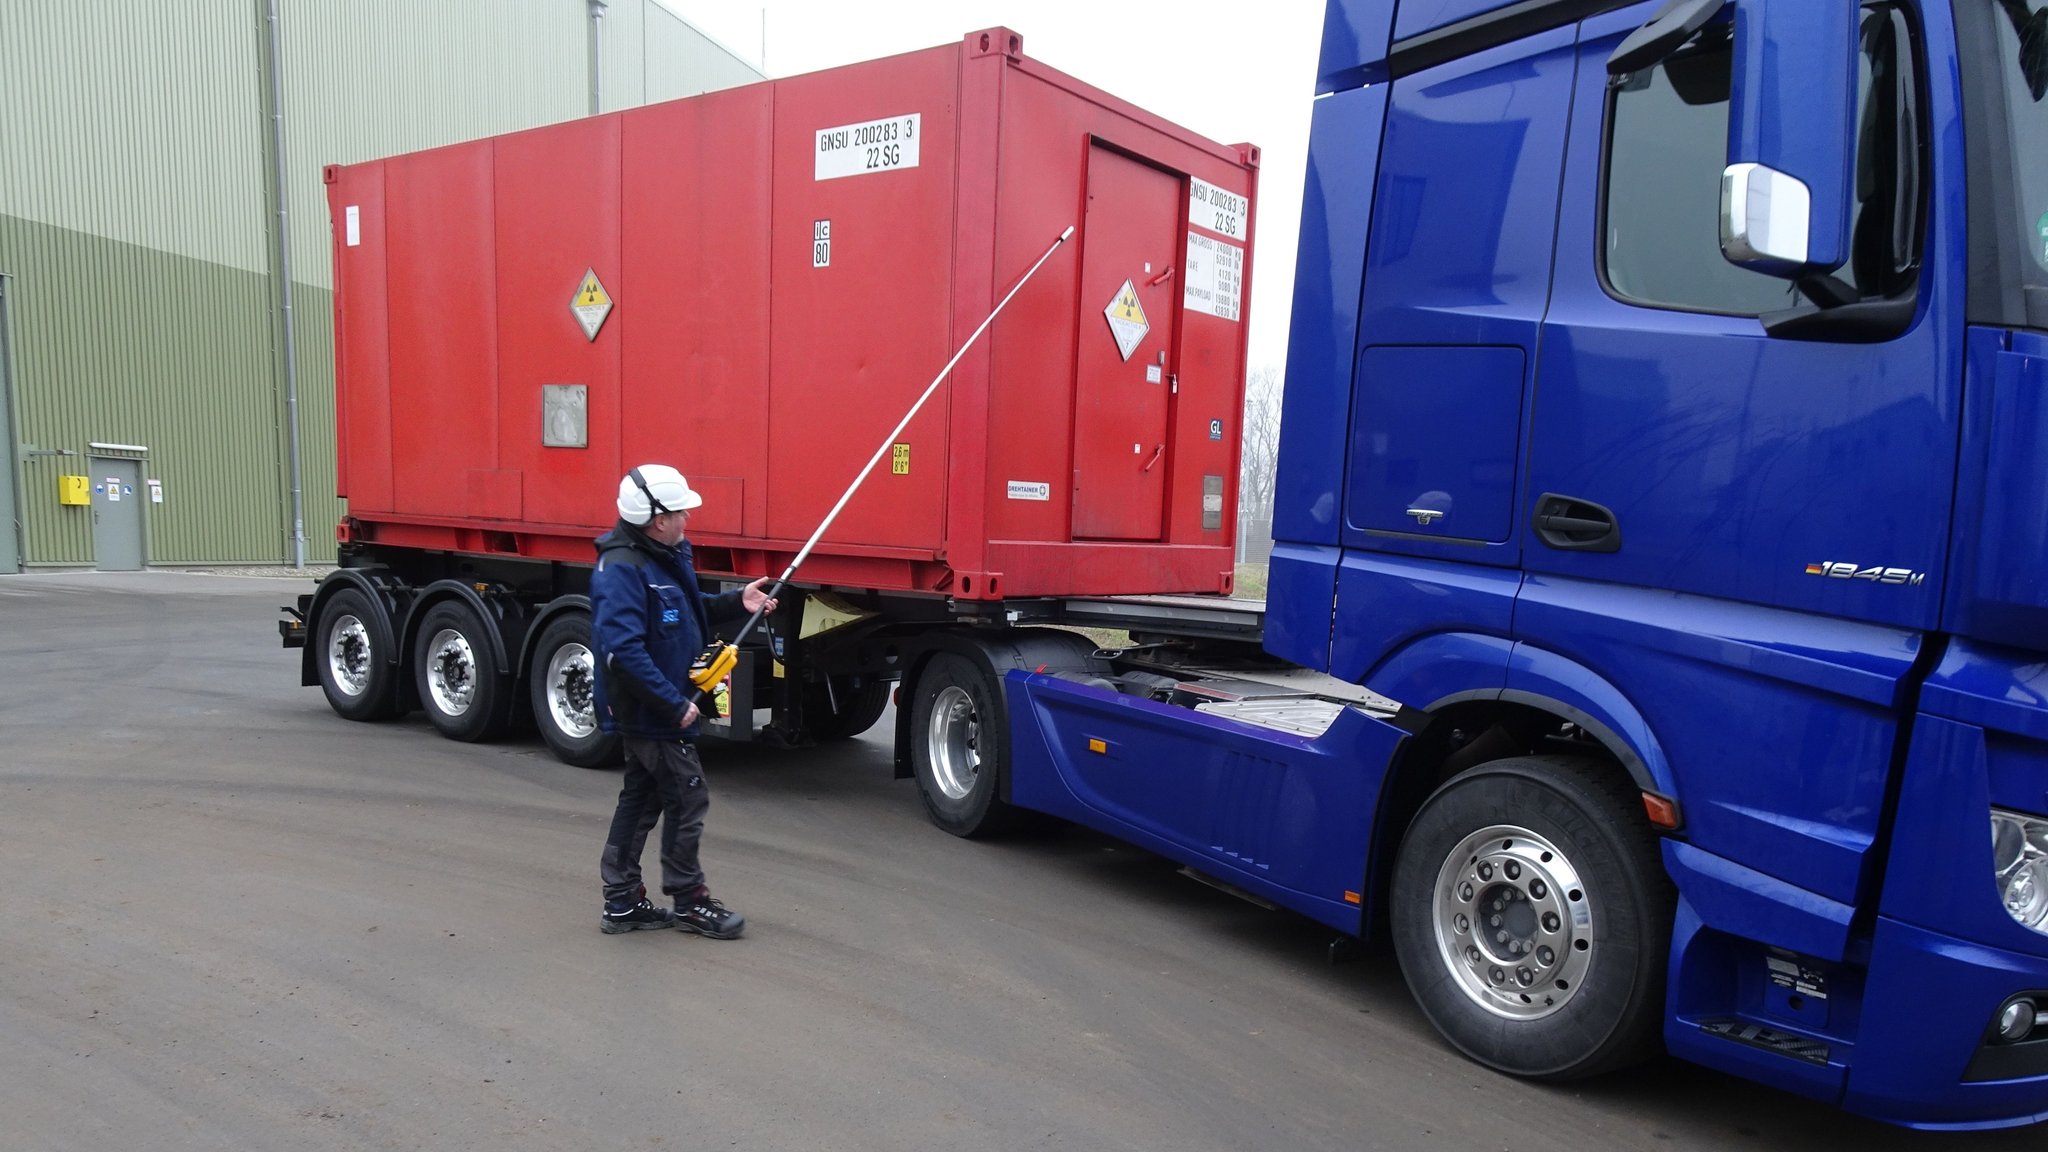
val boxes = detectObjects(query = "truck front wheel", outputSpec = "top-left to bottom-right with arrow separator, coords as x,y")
1390,754 -> 1671,1081
909,653 -> 1018,838
528,613 -> 621,768
315,587 -> 399,721
412,600 -> 515,742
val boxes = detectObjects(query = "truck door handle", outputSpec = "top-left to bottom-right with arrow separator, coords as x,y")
1147,265 -> 1175,287
1533,493 -> 1621,553
1141,444 -> 1165,473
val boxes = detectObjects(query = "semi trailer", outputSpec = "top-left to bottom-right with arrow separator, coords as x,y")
282,28 -> 1262,783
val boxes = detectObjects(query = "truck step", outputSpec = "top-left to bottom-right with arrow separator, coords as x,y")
1192,696 -> 1354,738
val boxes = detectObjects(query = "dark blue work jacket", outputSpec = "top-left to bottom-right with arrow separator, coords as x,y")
589,521 -> 744,740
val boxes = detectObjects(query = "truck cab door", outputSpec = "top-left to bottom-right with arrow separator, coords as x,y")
1525,2 -> 1952,631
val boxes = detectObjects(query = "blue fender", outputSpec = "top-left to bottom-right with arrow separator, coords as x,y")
1361,631 -> 1514,713
1360,631 -> 1675,803
1497,641 -> 1677,799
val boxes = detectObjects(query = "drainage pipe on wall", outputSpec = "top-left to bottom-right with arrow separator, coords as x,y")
263,0 -> 306,570
589,0 -> 609,115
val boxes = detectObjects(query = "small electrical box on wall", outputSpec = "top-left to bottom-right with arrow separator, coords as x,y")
57,476 -> 90,506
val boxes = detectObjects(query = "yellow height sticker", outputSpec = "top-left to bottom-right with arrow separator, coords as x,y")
570,268 -> 614,341
891,443 -> 911,475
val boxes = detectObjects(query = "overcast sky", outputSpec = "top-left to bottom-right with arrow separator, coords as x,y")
654,0 -> 1327,377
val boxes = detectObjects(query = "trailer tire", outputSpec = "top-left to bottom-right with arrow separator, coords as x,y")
413,600 -> 515,742
801,676 -> 891,742
1390,754 -> 1670,1081
528,613 -> 621,768
315,587 -> 399,721
910,653 -> 1019,838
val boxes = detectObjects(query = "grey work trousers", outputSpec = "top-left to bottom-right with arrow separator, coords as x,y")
600,737 -> 710,904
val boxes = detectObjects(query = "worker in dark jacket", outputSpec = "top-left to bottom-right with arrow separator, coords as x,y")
592,464 -> 775,938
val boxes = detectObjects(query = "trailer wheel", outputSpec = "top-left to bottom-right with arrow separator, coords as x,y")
910,653 -> 1019,837
801,675 -> 891,741
315,587 -> 399,721
528,613 -> 622,768
413,600 -> 515,742
1390,755 -> 1670,1081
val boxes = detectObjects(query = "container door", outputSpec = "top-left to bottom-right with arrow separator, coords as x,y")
1072,146 -> 1179,541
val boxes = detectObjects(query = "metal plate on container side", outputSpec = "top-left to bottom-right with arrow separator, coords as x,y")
570,269 -> 613,341
1103,279 -> 1149,361
1188,177 -> 1248,240
815,114 -> 921,181
542,384 -> 588,448
1184,233 -> 1243,322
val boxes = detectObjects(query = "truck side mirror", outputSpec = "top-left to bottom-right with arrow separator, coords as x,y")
1721,0 -> 1859,278
1720,162 -> 1811,269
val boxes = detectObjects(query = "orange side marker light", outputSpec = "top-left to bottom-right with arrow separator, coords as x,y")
1642,791 -> 1681,830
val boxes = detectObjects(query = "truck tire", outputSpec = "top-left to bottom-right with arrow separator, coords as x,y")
1390,754 -> 1671,1081
315,587 -> 399,721
909,652 -> 1020,837
801,675 -> 890,741
528,613 -> 622,768
412,600 -> 515,742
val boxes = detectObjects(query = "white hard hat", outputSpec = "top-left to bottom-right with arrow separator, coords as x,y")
617,464 -> 703,525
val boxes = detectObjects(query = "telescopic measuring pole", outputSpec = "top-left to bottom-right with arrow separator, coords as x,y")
706,224 -> 1078,676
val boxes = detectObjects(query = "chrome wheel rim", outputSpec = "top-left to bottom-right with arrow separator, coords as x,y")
1430,824 -> 1594,1020
426,627 -> 477,716
925,684 -> 979,800
326,613 -> 372,697
544,641 -> 598,739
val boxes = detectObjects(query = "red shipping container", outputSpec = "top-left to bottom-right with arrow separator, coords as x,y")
323,28 -> 1258,601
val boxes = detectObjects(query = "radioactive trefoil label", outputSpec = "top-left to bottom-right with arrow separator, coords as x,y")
1103,279 -> 1149,361
571,268 -> 613,341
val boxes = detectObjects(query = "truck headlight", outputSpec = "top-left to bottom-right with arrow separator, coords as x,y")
1992,809 -> 2048,932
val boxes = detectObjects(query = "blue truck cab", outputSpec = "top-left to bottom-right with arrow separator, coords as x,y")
982,0 -> 2048,1129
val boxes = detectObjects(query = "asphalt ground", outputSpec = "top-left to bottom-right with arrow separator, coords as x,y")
0,570 -> 2034,1150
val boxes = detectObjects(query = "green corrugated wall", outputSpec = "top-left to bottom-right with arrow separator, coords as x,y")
0,0 -> 760,568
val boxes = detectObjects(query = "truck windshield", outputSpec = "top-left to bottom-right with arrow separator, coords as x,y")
1988,0 -> 2048,324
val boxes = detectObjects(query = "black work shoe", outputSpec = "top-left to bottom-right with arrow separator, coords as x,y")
601,897 -> 675,934
676,893 -> 745,940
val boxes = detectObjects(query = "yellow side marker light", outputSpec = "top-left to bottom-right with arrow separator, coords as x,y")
1343,891 -> 1362,905
1087,738 -> 1108,754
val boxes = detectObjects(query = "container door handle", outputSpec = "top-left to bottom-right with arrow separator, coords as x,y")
1141,444 -> 1165,473
1533,493 -> 1621,552
1147,265 -> 1176,287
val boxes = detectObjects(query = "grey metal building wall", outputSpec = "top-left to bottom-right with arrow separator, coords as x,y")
0,0 -> 762,570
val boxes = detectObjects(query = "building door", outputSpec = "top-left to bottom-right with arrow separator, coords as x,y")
89,457 -> 145,571
0,278 -> 19,573
1071,144 -> 1181,541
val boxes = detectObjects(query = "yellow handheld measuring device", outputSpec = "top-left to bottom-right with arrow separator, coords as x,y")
688,641 -> 739,693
